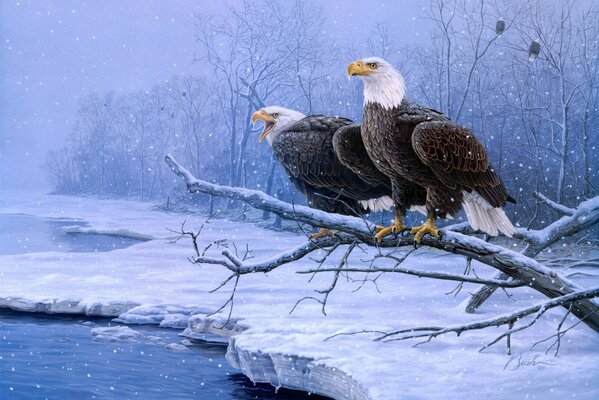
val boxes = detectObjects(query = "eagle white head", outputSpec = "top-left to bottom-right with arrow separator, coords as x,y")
251,106 -> 306,145
347,57 -> 406,110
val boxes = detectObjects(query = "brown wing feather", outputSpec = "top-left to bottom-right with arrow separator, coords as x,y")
412,121 -> 511,207
332,124 -> 391,189
271,116 -> 391,213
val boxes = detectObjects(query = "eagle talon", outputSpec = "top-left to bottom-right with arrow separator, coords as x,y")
409,217 -> 440,244
374,217 -> 405,242
311,228 -> 337,240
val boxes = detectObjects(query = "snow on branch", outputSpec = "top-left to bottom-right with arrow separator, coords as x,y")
532,191 -> 576,216
329,287 -> 599,354
165,154 -> 599,333
165,154 -> 375,241
194,235 -> 356,274
465,193 -> 599,313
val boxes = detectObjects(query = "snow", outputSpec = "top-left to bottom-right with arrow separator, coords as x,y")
90,326 -> 142,342
165,343 -> 190,351
1,191 -> 598,400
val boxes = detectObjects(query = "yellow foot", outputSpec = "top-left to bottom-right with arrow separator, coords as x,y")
409,218 -> 440,244
310,228 -> 337,240
374,218 -> 406,242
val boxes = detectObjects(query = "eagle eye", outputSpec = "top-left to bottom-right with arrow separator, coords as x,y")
368,62 -> 379,69
272,113 -> 279,118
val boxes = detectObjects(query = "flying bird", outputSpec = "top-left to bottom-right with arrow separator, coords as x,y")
495,18 -> 505,36
252,106 -> 396,239
348,57 -> 515,243
529,39 -> 540,61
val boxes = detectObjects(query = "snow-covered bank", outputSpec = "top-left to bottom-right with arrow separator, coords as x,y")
227,336 -> 370,400
1,191 -> 598,400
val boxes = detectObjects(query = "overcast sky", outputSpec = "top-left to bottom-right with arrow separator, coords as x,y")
0,0 -> 428,189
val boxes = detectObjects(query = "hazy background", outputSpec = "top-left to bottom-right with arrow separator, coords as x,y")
1,0 -> 597,233
0,0 -> 427,189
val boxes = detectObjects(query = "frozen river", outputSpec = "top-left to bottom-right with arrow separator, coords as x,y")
0,212 -> 327,399
0,213 -> 145,255
0,311 -> 325,399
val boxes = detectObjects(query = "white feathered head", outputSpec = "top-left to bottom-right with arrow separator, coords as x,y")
251,106 -> 306,145
347,57 -> 406,109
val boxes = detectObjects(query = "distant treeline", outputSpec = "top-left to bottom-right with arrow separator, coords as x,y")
46,0 -> 598,228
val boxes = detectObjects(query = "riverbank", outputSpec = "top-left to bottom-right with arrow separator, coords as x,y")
1,191 -> 598,399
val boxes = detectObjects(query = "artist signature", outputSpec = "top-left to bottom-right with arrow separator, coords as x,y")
504,353 -> 555,371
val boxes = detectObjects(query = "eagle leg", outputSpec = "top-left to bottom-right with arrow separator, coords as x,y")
310,228 -> 337,240
374,215 -> 406,242
410,217 -> 440,244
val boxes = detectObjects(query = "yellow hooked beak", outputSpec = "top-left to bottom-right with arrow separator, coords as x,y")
251,109 -> 276,142
347,60 -> 374,78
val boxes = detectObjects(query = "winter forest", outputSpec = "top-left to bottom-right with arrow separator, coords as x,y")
2,0 -> 599,399
46,0 -> 598,229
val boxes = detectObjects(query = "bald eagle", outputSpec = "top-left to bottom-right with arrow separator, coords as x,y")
348,57 -> 516,243
252,106 -> 399,238
529,39 -> 541,61
495,18 -> 505,36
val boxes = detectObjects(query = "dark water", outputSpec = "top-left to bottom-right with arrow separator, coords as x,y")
0,214 -> 145,255
0,311 -> 328,400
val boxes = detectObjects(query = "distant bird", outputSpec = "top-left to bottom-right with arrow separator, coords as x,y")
529,39 -> 540,61
495,18 -> 505,36
252,106 -> 401,239
348,57 -> 515,243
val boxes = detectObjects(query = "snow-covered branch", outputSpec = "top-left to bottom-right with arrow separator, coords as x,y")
366,286 -> 599,354
165,154 -> 375,241
532,192 -> 575,216
165,154 -> 599,333
465,194 -> 599,313
194,235 -> 356,274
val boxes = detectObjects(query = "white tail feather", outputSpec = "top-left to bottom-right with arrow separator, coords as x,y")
359,196 -> 394,212
409,205 -> 427,216
462,191 -> 515,237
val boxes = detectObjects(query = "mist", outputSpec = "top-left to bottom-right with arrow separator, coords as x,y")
0,0 -> 427,189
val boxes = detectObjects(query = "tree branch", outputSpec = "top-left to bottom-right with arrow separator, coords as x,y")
297,267 -> 526,288
532,191 -> 575,216
165,154 -> 599,332
465,193 -> 599,313
347,287 -> 599,353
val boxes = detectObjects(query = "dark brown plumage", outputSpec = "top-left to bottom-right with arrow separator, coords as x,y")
529,40 -> 541,61
495,18 -> 505,36
334,122 -> 427,216
348,57 -> 515,241
271,115 -> 392,216
363,99 -> 514,238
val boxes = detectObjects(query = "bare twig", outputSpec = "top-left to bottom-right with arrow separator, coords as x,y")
291,242 -> 358,315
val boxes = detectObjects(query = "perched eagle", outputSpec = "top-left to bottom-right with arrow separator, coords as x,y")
495,17 -> 505,37
529,39 -> 541,61
347,57 -> 516,243
252,106 -> 398,238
